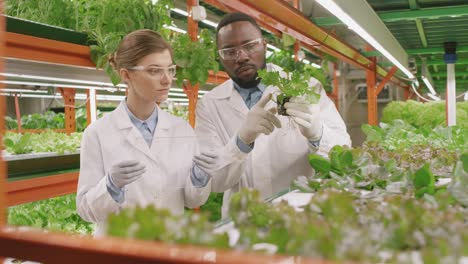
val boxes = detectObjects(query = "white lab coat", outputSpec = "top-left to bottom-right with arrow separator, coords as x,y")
195,63 -> 351,217
77,101 -> 211,236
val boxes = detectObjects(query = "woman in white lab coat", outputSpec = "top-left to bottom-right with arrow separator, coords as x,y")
76,29 -> 211,236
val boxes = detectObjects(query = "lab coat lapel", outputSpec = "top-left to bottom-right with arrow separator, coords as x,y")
113,101 -> 159,163
227,84 -> 249,116
150,108 -> 171,157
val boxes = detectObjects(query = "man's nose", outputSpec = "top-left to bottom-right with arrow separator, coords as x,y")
236,49 -> 250,63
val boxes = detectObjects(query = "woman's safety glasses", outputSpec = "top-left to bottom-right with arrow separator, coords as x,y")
128,65 -> 177,79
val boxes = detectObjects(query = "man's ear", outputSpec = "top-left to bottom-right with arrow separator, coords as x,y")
120,68 -> 130,83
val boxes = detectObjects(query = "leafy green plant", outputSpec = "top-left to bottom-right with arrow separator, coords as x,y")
20,111 -> 65,130
257,68 -> 320,115
5,116 -> 18,130
83,0 -> 174,85
8,194 -> 94,234
171,29 -> 219,87
412,164 -> 436,198
267,49 -> 332,92
4,133 -> 33,154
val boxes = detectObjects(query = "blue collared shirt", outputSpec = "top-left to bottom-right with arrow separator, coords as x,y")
106,100 -> 209,203
123,101 -> 158,147
233,82 -> 266,153
233,82 -> 266,110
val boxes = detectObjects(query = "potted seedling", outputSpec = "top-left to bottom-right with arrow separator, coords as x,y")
257,69 -> 320,115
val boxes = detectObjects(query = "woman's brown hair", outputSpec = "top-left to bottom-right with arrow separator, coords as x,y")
108,29 -> 173,71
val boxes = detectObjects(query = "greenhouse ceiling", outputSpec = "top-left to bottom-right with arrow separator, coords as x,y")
309,0 -> 468,93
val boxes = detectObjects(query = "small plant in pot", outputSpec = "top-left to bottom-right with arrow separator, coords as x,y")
257,69 -> 320,116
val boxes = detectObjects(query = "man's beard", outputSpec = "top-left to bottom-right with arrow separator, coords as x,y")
232,73 -> 261,88
229,60 -> 267,89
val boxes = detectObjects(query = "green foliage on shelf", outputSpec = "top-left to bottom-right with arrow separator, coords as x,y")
362,119 -> 467,153
107,205 -> 229,248
6,0 -> 77,29
360,120 -> 465,177
4,131 -> 82,155
8,194 -> 94,234
6,0 -> 174,85
8,111 -> 65,130
382,100 -> 468,129
228,186 -> 468,261
171,29 -> 219,87
5,108 -> 102,132
161,105 -> 188,120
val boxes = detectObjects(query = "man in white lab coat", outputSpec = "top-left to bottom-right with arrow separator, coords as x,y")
193,13 -> 351,217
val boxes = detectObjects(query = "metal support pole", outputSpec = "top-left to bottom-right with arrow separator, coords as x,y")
86,89 -> 91,127
332,63 -> 339,110
404,88 -> 411,100
58,88 -> 76,135
186,0 -> 200,128
446,64 -> 456,126
183,83 -> 199,128
0,0 -> 7,228
366,46 -> 378,125
13,93 -> 22,133
89,88 -> 97,123
444,42 -> 457,126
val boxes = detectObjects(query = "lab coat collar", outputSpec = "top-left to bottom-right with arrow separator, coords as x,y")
114,100 -> 170,131
112,100 -> 171,163
210,79 -> 235,99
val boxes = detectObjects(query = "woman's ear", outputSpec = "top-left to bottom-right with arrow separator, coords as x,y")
120,68 -> 130,83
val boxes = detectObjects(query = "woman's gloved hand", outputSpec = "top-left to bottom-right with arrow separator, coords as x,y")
109,160 -> 146,188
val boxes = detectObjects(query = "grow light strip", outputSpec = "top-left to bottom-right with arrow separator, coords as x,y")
1,88 -> 48,94
0,73 -> 127,89
315,0 -> 415,79
163,25 -> 187,34
0,80 -> 115,92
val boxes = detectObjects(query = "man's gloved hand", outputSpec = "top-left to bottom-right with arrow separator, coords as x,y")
109,160 -> 146,188
284,96 -> 322,141
238,93 -> 282,145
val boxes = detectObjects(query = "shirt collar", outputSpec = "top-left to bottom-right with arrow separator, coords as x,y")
232,81 -> 266,100
123,99 -> 158,133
